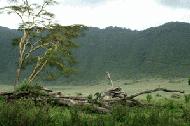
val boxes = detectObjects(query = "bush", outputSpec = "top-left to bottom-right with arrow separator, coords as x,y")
112,105 -> 128,123
184,94 -> 190,103
16,80 -> 43,92
15,81 -> 50,104
0,99 -> 53,126
0,97 -> 190,126
146,94 -> 153,103
182,106 -> 190,123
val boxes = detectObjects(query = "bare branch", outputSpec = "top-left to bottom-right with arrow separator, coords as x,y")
127,88 -> 184,99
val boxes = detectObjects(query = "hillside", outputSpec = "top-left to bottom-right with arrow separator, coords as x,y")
1,22 -> 190,84
0,27 -> 19,83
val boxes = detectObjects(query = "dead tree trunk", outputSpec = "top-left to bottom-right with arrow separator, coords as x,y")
15,30 -> 29,87
0,87 -> 185,113
106,72 -> 113,88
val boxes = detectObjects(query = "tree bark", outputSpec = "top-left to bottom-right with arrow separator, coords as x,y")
15,30 -> 29,87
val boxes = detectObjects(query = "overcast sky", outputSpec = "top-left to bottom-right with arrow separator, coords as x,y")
0,0 -> 190,30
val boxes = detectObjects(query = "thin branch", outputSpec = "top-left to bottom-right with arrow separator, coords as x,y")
28,59 -> 47,83
13,9 -> 25,23
24,42 -> 49,60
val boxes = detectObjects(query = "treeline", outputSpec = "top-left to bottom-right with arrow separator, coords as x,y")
1,22 -> 190,83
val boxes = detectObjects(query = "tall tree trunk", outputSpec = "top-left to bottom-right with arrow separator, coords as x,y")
14,30 -> 29,88
14,68 -> 21,89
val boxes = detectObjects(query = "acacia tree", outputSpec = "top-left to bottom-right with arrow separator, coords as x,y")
0,0 -> 84,86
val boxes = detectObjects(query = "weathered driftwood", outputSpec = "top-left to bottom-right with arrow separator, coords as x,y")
103,87 -> 127,99
54,97 -> 88,106
0,92 -> 13,96
41,87 -> 53,92
0,87 -> 185,113
127,88 -> 184,99
58,96 -> 87,101
54,98 -> 110,113
101,87 -> 184,107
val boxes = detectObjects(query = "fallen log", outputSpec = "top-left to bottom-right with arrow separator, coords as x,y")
127,88 -> 184,99
58,96 -> 87,101
0,87 -> 185,113
41,87 -> 53,93
103,87 -> 126,99
0,92 -> 13,96
93,106 -> 110,113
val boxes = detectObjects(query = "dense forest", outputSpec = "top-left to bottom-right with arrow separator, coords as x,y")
1,22 -> 190,84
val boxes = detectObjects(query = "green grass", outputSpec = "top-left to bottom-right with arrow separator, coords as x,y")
1,78 -> 190,97
0,85 -> 13,92
41,78 -> 190,99
0,98 -> 190,126
0,78 -> 190,126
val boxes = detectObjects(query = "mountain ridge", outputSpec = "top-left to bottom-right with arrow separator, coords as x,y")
1,22 -> 190,84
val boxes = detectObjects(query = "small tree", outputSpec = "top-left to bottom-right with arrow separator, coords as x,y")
0,0 -> 84,87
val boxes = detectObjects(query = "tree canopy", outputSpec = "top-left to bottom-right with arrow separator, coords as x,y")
0,0 -> 85,85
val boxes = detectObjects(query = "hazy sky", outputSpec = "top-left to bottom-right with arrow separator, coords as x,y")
0,0 -> 190,30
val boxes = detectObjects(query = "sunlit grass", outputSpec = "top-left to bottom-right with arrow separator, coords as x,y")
0,78 -> 190,98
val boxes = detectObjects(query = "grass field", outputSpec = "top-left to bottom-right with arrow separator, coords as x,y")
1,78 -> 190,98
0,78 -> 190,126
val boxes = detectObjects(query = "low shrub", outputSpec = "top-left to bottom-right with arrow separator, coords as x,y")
0,95 -> 190,126
0,99 -> 53,126
16,80 -> 43,93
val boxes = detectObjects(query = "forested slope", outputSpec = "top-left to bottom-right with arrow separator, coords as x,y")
1,22 -> 190,83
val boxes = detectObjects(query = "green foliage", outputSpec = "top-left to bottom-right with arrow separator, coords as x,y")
146,94 -> 153,103
0,96 -> 5,103
87,94 -> 93,103
16,80 -> 42,92
0,0 -> 85,83
87,92 -> 102,105
112,105 -> 128,123
156,93 -> 162,97
184,94 -> 190,103
182,106 -> 190,123
188,78 -> 190,85
0,100 -> 53,126
171,93 -> 181,99
14,81 -> 53,105
94,92 -> 102,103
0,99 -> 190,126
70,109 -> 81,125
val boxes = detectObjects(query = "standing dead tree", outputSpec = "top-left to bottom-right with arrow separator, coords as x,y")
106,72 -> 114,88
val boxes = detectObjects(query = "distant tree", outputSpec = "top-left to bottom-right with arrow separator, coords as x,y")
0,0 -> 85,86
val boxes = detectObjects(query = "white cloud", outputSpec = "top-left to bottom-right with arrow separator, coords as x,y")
0,0 -> 190,30
157,0 -> 190,9
62,0 -> 106,6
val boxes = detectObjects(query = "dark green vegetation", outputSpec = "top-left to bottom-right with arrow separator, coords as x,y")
0,93 -> 190,126
1,22 -> 190,83
0,27 -> 18,83
0,83 -> 189,126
